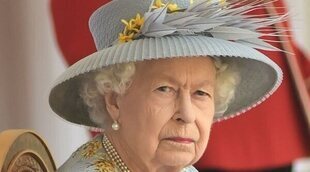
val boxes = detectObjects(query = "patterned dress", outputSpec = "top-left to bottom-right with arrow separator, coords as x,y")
58,135 -> 198,172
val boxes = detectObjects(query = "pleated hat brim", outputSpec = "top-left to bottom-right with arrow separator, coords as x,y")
49,35 -> 282,129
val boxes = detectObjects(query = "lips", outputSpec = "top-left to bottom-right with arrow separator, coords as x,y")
165,137 -> 195,144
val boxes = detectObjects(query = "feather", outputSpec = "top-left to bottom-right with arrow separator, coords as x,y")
186,0 -> 215,12
181,18 -> 224,32
237,38 -> 293,54
164,12 -> 198,26
235,38 -> 281,51
141,7 -> 168,35
209,26 -> 261,40
142,23 -> 176,37
136,0 -> 289,52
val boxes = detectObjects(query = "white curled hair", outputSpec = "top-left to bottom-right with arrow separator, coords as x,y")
80,62 -> 136,128
213,58 -> 240,117
80,58 -> 239,128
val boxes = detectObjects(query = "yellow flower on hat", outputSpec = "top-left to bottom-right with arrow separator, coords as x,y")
152,0 -> 165,9
133,13 -> 144,27
151,0 -> 179,13
119,32 -> 135,43
167,3 -> 179,12
121,19 -> 137,32
219,0 -> 226,6
119,13 -> 144,43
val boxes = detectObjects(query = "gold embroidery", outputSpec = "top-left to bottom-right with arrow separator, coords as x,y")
81,140 -> 102,158
71,139 -> 102,159
91,157 -> 118,172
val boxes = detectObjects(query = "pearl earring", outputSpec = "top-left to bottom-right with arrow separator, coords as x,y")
112,121 -> 120,131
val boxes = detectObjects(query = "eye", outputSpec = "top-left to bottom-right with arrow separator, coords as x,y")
195,90 -> 211,97
156,86 -> 174,93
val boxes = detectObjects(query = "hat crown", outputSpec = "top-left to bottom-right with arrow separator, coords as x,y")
89,0 -> 191,50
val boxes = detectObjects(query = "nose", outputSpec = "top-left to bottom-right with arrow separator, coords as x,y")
173,91 -> 196,123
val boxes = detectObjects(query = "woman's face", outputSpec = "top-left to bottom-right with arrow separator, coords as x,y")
107,57 -> 216,170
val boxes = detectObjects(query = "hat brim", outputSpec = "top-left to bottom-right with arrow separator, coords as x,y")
49,35 -> 282,128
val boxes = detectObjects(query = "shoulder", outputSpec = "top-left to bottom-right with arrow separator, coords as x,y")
183,166 -> 199,172
57,135 -> 118,172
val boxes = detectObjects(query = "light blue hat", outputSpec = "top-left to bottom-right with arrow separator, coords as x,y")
49,0 -> 286,129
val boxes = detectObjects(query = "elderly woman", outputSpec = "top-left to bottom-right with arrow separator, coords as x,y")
49,0 -> 286,171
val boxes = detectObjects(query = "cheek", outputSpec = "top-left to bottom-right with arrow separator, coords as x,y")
197,117 -> 212,145
147,93 -> 177,121
119,89 -> 176,131
119,98 -> 179,159
119,95 -> 175,141
143,98 -> 176,130
194,104 -> 214,159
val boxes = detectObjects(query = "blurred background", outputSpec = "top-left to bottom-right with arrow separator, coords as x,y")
0,0 -> 309,170
0,0 -> 90,167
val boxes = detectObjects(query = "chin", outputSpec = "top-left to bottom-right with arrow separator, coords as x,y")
155,150 -> 195,167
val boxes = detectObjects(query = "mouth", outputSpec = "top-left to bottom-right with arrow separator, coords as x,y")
164,137 -> 195,144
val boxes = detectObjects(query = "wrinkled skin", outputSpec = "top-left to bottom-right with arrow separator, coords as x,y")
104,57 -> 216,172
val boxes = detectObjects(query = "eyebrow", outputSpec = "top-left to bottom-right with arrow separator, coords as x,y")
155,73 -> 214,88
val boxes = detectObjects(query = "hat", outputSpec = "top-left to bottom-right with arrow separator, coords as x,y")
49,0 -> 287,129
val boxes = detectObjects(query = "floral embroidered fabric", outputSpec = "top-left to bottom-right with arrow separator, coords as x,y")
57,134 -> 198,172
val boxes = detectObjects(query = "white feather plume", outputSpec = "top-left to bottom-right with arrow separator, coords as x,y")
140,0 -> 289,51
